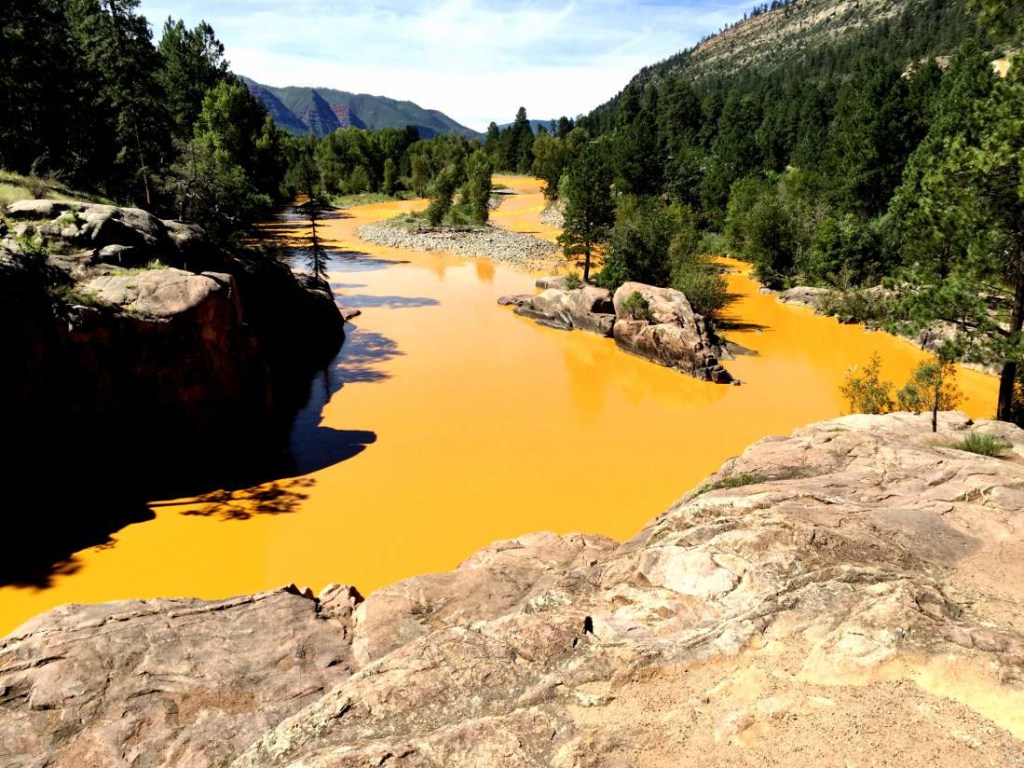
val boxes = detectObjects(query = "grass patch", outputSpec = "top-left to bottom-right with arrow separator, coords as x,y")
951,432 -> 1013,458
109,259 -> 164,275
389,211 -> 427,230
0,169 -> 111,206
48,283 -> 109,309
693,471 -> 766,497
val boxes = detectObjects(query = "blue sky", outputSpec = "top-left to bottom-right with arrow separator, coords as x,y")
137,0 -> 757,131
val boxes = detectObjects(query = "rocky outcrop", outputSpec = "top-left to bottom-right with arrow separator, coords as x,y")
500,280 -> 732,380
5,413 -> 1024,766
778,285 -> 829,310
0,199 -> 345,529
504,283 -> 617,337
612,282 -> 732,383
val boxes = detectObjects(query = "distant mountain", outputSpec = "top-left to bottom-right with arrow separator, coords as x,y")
241,78 -> 482,140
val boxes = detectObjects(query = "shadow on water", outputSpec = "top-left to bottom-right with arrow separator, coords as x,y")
0,495 -> 155,589
718,317 -> 769,333
717,292 -> 768,334
3,251 -> 413,589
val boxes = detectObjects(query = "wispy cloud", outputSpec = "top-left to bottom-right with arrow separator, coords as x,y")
138,0 -> 756,131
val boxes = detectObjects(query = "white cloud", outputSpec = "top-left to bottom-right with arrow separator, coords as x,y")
138,0 -> 757,130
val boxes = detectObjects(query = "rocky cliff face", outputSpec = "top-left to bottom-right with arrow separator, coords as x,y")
0,199 -> 344,562
3,412 -> 1024,766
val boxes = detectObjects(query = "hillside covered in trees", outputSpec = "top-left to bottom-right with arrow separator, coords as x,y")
485,0 -> 1024,422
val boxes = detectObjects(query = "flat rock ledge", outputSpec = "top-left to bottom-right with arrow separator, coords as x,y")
4,412 -> 1024,767
357,221 -> 559,269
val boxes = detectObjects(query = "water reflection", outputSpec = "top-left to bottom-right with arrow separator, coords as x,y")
342,295 -> 440,310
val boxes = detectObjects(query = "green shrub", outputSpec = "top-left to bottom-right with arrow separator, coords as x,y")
694,471 -> 766,496
564,271 -> 582,290
16,235 -> 48,260
697,231 -> 728,255
818,287 -> 891,323
840,352 -> 895,414
25,173 -> 52,199
622,290 -> 654,322
48,284 -> 108,309
952,433 -> 1012,457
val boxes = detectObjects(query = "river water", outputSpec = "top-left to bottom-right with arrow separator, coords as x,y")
0,176 -> 998,635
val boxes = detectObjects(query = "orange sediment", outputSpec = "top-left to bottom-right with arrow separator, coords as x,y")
0,175 -> 998,636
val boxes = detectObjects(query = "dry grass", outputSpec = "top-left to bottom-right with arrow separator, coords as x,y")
0,170 -> 111,207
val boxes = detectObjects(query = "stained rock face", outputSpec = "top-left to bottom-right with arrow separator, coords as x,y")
1,198 -> 345,476
4,413 -> 1024,766
612,282 -> 732,383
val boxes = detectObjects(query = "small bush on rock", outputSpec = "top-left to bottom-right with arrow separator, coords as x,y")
952,433 -> 1012,457
622,291 -> 654,322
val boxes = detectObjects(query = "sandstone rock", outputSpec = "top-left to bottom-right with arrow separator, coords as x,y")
572,311 -> 615,337
6,415 -> 1024,766
5,200 -> 72,220
568,285 -> 614,316
537,275 -> 570,290
778,285 -> 829,309
0,587 -> 361,768
497,294 -> 534,307
162,220 -> 206,258
567,285 -> 615,336
514,288 -> 574,330
506,285 -> 615,337
2,197 -> 345,524
77,204 -> 169,252
85,268 -> 230,318
612,282 -> 731,382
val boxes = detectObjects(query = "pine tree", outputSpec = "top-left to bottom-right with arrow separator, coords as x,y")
557,144 -> 614,283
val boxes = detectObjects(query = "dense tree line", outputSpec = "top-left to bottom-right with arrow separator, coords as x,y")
1,1 -> 284,244
514,0 -> 1023,420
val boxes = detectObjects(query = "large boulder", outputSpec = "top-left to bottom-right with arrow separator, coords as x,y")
506,284 -> 616,337
0,586 -> 361,768
567,284 -> 615,337
778,285 -> 829,310
612,281 -> 732,382
513,288 -> 574,330
85,269 -> 232,318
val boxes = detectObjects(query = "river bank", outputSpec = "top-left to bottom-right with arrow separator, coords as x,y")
0,175 -> 999,637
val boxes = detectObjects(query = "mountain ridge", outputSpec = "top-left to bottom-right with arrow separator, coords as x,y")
241,77 -> 482,140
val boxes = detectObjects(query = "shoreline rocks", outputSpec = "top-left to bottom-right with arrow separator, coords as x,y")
4,413 -> 1024,765
357,220 -> 559,269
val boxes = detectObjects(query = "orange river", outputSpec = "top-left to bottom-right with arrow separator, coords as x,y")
0,175 -> 999,636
